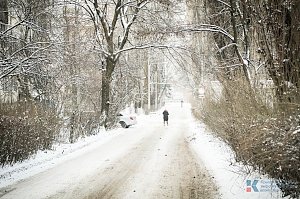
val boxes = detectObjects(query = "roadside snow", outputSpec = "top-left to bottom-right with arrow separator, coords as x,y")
0,112 -> 152,191
188,116 -> 285,199
0,127 -> 123,188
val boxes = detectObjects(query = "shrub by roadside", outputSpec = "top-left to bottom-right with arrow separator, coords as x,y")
0,101 -> 60,166
193,80 -> 300,198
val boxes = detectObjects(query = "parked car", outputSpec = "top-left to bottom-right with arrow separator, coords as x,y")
117,112 -> 137,128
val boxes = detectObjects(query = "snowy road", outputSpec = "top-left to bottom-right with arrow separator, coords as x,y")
0,103 -> 218,199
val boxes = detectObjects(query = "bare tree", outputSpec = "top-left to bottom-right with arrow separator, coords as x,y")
0,0 -> 54,100
249,0 -> 300,104
84,0 -> 173,126
84,0 -> 147,126
0,0 -> 8,38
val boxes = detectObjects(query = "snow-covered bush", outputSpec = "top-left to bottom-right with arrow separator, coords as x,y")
194,79 -> 300,198
0,101 -> 60,166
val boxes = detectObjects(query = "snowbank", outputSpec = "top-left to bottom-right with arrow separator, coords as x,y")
189,120 -> 286,199
0,128 -> 123,188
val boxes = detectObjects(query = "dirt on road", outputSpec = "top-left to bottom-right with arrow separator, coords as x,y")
0,104 -> 219,199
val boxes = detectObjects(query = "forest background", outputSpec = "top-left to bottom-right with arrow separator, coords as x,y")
0,0 -> 299,198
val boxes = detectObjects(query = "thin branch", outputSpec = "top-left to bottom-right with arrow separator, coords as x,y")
214,0 -> 231,8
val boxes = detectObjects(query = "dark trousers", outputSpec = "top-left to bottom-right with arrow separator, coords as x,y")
164,117 -> 168,125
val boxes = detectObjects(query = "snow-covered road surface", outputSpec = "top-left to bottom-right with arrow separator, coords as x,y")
0,103 -> 218,199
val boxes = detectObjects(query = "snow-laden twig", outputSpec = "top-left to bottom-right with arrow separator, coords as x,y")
0,44 -> 53,79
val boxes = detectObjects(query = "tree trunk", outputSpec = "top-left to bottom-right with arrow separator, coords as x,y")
101,58 -> 115,127
0,0 -> 8,32
17,76 -> 31,101
258,0 -> 300,104
229,0 -> 251,84
63,3 -> 79,143
0,0 -> 8,60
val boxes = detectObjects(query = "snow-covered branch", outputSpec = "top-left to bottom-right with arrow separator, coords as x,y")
118,0 -> 149,50
114,44 -> 189,59
217,42 -> 237,52
214,0 -> 231,8
172,24 -> 234,41
0,43 -> 53,79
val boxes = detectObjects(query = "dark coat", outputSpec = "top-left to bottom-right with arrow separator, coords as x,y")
163,110 -> 169,121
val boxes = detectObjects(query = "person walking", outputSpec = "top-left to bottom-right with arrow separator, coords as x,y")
163,109 -> 169,126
